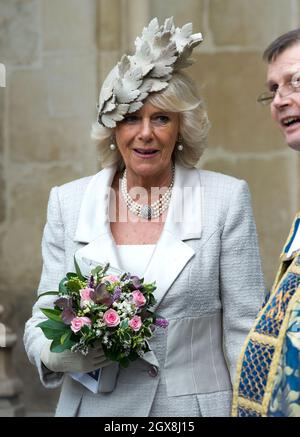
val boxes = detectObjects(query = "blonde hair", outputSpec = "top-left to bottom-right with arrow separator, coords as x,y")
91,72 -> 210,169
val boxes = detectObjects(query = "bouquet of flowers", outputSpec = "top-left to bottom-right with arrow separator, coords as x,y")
37,259 -> 168,368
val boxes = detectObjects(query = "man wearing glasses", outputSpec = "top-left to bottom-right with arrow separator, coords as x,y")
232,29 -> 300,417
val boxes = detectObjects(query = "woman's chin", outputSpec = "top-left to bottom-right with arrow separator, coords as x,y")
128,162 -> 162,178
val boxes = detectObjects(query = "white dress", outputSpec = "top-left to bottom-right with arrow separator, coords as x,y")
117,244 -> 155,277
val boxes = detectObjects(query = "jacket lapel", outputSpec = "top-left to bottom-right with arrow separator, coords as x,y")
144,164 -> 203,308
143,232 -> 195,309
73,165 -> 122,273
74,233 -> 121,276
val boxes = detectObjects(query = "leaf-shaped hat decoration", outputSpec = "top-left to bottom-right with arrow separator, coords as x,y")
98,17 -> 203,128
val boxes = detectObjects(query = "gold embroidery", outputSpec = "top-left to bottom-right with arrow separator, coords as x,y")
232,214 -> 300,417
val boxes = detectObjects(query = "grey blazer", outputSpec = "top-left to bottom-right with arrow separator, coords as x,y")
24,163 -> 265,417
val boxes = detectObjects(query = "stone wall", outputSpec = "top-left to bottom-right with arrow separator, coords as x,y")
0,0 -> 299,415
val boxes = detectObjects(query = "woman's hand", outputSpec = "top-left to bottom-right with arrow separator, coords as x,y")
40,342 -> 113,373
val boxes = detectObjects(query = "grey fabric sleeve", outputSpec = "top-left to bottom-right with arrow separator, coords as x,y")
220,180 -> 266,383
23,187 -> 65,388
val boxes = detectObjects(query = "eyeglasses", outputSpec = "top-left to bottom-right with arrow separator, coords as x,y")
257,71 -> 300,105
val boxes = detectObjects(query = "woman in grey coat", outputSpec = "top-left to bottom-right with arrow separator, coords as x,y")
24,17 -> 265,417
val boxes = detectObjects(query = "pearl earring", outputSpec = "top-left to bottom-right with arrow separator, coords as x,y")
110,136 -> 116,151
177,136 -> 183,151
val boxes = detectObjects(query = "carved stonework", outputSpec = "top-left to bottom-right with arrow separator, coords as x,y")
0,305 -> 24,416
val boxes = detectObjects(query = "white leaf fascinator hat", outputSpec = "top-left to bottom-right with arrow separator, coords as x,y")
97,17 -> 203,128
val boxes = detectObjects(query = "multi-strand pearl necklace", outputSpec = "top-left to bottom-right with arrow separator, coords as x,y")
121,165 -> 175,220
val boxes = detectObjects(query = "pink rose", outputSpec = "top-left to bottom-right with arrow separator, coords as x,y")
132,290 -> 146,307
80,287 -> 93,300
129,315 -> 142,332
103,309 -> 120,327
80,287 -> 94,307
102,275 -> 119,283
71,316 -> 92,333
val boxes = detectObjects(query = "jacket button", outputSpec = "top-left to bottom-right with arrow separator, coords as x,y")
148,365 -> 158,377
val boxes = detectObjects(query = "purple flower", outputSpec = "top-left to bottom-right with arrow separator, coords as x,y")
88,274 -> 95,288
120,273 -> 130,282
62,308 -> 76,325
54,296 -> 75,325
150,324 -> 155,332
112,286 -> 121,302
93,283 -> 113,306
155,318 -> 169,328
130,276 -> 142,289
54,297 -> 72,310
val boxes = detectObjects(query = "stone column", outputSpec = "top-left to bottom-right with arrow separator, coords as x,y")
121,0 -> 151,50
0,305 -> 24,416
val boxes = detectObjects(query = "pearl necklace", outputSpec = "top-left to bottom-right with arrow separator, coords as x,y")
121,166 -> 175,220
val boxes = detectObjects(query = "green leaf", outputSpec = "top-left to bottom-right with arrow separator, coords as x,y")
145,328 -> 153,338
66,272 -> 77,280
123,332 -> 131,341
40,308 -> 62,323
144,342 -> 151,353
37,318 -> 67,332
50,342 -> 68,353
74,256 -> 86,281
61,338 -> 77,350
60,330 -> 71,345
37,291 -> 59,300
148,295 -> 156,306
91,304 -> 108,312
37,328 -> 66,342
119,357 -> 130,368
120,272 -> 128,281
59,277 -> 68,295
91,265 -> 102,276
120,319 -> 129,329
128,350 -> 139,361
104,348 -> 118,361
81,325 -> 91,335
37,328 -> 60,341
50,336 -> 76,353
